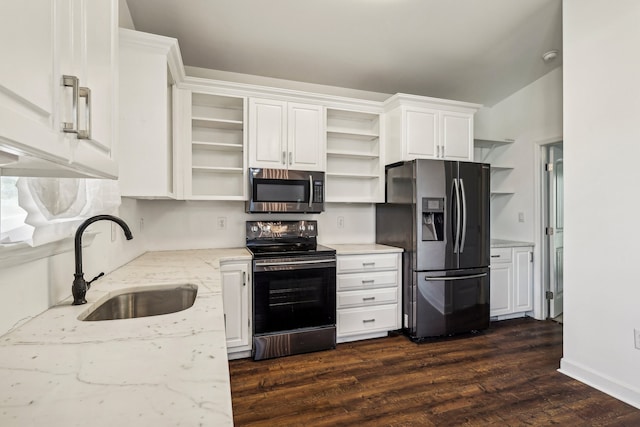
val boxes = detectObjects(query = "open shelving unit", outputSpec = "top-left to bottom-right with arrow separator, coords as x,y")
474,138 -> 516,198
325,109 -> 383,203
189,93 -> 246,199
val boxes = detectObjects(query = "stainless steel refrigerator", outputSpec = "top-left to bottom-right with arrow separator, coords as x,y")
376,159 -> 490,340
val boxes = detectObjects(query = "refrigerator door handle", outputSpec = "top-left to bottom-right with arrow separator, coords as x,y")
459,178 -> 467,253
452,178 -> 461,253
424,272 -> 488,281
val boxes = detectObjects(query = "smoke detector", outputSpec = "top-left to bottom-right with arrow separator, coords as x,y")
542,50 -> 559,62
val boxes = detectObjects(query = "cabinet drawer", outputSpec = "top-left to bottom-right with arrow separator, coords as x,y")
337,305 -> 398,336
337,271 -> 398,291
490,248 -> 512,263
337,288 -> 398,309
337,254 -> 398,273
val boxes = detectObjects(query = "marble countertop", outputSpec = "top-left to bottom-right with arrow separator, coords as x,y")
491,239 -> 534,248
0,248 -> 251,427
326,243 -> 403,255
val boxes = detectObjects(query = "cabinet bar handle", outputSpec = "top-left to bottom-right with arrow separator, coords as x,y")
361,279 -> 375,284
288,151 -> 292,165
362,262 -> 375,267
491,255 -> 500,258
282,151 -> 286,164
62,75 -> 79,134
78,86 -> 91,139
363,319 -> 376,323
362,297 -> 376,301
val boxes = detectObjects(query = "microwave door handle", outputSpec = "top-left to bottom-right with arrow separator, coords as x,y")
308,175 -> 313,208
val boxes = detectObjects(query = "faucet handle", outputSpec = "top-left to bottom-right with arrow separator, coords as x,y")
86,272 -> 104,289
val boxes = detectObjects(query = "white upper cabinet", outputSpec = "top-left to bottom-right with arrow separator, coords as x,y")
0,0 -> 118,178
248,98 -> 324,171
384,94 -> 480,165
118,29 -> 184,198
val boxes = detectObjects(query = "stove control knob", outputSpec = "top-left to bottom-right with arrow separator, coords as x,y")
299,225 -> 306,232
263,225 -> 271,233
308,224 -> 314,231
251,226 -> 259,232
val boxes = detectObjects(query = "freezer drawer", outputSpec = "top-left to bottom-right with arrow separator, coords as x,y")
408,268 -> 490,339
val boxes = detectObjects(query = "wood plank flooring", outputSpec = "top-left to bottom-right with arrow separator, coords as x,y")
229,318 -> 640,426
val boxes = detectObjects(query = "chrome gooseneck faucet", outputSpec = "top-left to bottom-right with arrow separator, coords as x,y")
72,215 -> 133,305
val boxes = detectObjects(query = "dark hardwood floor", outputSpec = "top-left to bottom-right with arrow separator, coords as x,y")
229,318 -> 640,426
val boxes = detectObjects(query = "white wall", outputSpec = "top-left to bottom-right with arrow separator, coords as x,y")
0,198 -> 147,335
560,0 -> 640,408
138,200 -> 375,251
475,67 -> 563,243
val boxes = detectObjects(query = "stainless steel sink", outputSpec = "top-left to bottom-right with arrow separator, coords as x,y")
81,284 -> 198,321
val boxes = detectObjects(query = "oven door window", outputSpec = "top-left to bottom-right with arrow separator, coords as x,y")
253,179 -> 309,203
253,265 -> 336,335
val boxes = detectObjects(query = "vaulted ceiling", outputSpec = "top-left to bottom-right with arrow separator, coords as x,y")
125,0 -> 562,106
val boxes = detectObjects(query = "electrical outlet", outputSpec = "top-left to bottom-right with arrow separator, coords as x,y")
337,216 -> 344,229
518,212 -> 525,223
635,329 -> 640,350
217,217 -> 227,230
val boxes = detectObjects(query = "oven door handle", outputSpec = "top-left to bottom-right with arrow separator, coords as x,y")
254,259 -> 336,271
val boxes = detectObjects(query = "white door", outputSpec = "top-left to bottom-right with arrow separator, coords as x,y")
0,0 -> 68,162
548,144 -> 564,318
248,98 -> 286,168
440,111 -> 473,161
221,262 -> 250,350
287,102 -> 324,171
490,263 -> 513,316
405,108 -> 438,159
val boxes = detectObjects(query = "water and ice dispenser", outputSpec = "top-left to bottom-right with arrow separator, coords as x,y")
422,197 -> 444,241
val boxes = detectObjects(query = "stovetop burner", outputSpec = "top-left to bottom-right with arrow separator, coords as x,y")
246,220 -> 335,258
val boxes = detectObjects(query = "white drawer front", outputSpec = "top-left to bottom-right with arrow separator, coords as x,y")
337,305 -> 398,336
337,253 -> 398,273
490,247 -> 512,263
337,288 -> 398,309
337,271 -> 398,291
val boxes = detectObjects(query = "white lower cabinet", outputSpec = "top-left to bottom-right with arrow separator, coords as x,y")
220,260 -> 252,358
336,251 -> 402,343
490,246 -> 533,319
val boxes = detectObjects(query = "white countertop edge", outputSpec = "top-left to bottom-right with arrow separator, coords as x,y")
326,243 -> 404,254
491,239 -> 534,248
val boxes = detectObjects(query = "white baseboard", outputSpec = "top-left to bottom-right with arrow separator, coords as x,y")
559,357 -> 640,410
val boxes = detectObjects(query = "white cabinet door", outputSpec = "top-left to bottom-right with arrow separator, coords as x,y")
119,29 -> 180,198
287,102 -> 324,171
513,248 -> 534,312
248,98 -> 286,168
440,111 -> 473,161
0,0 -> 117,178
490,263 -> 513,317
221,261 -> 251,351
0,0 -> 67,163
249,98 -> 324,170
71,0 -> 117,172
404,108 -> 438,159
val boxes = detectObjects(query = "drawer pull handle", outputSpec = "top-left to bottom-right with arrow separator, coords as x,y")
363,319 -> 376,323
491,255 -> 500,258
362,262 -> 376,267
361,279 -> 375,284
362,297 -> 376,301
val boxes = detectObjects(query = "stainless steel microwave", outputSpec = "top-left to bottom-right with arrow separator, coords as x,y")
246,168 -> 325,214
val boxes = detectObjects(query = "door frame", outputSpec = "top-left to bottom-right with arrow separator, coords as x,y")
532,136 -> 563,320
